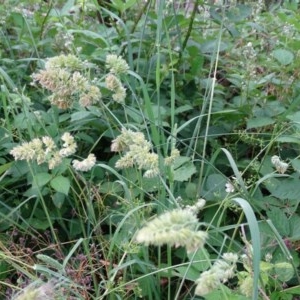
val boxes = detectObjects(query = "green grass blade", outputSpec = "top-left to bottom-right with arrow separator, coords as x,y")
232,197 -> 260,300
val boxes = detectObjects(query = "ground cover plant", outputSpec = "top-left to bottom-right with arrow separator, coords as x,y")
2,0 -> 300,299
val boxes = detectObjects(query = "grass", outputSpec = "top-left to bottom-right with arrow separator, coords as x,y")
1,0 -> 300,299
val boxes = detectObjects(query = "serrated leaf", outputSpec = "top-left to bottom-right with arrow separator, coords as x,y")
50,176 -> 70,196
265,177 -> 300,200
289,215 -> 300,240
272,49 -> 294,65
266,207 -> 289,236
173,162 -> 196,182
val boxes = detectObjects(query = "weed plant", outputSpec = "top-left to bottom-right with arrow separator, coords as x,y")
1,0 -> 300,299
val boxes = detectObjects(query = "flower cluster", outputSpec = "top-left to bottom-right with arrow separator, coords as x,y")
111,128 -> 180,178
59,132 -> 77,157
105,54 -> 129,103
106,54 -> 129,75
72,153 -> 96,172
135,208 -> 207,253
111,128 -> 159,177
271,155 -> 288,174
10,137 -> 62,169
14,281 -> 55,300
164,148 -> 180,166
32,54 -> 101,108
10,133 -> 96,172
185,198 -> 206,214
225,181 -> 235,193
195,253 -> 238,296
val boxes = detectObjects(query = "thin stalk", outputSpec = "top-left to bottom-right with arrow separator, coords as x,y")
197,26 -> 223,196
179,0 -> 201,61
167,245 -> 172,300
28,164 -> 59,246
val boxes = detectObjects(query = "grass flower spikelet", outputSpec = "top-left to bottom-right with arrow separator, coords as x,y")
10,132 -> 78,169
106,54 -> 129,74
59,132 -> 77,157
14,281 -> 55,300
195,252 -> 238,296
72,153 -> 96,172
271,155 -> 288,174
135,209 -> 207,252
112,86 -> 126,103
32,54 -> 101,108
111,128 -> 159,176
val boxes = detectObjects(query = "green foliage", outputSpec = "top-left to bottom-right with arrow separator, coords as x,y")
1,0 -> 300,299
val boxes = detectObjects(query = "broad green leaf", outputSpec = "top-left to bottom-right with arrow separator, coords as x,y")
69,29 -> 109,48
187,248 -> 210,272
112,0 -> 137,12
27,218 -> 51,230
287,111 -> 300,123
50,176 -> 70,196
205,174 -> 227,197
100,181 -> 124,194
274,262 -> 294,282
247,117 -> 274,129
185,182 -> 197,199
266,207 -> 289,237
71,111 -> 93,122
226,5 -> 252,22
291,159 -> 300,173
175,249 -> 210,281
0,260 -> 9,280
61,0 -> 75,15
260,261 -> 273,272
265,177 -> 300,200
272,49 -> 294,65
175,104 -> 193,114
282,285 -> 300,295
276,136 -> 300,144
200,40 -> 229,53
174,265 -> 200,281
52,192 -> 65,209
173,162 -> 196,182
0,162 -> 13,176
204,284 -> 249,300
289,215 -> 300,240
173,156 -> 191,169
32,173 -> 52,188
